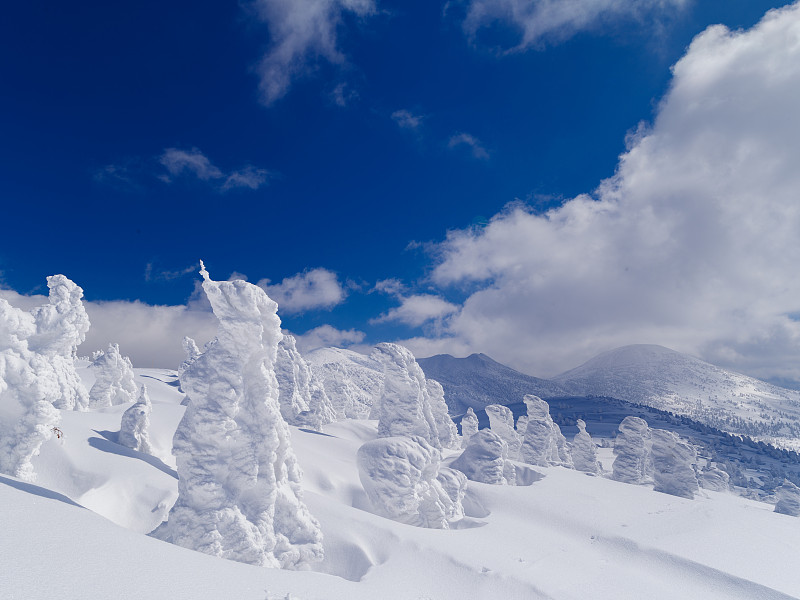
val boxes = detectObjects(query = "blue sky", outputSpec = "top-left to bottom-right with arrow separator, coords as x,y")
2,0 -> 800,385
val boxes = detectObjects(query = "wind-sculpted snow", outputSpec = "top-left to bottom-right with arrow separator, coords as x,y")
153,263 -> 323,569
356,436 -> 463,529
306,347 -> 383,419
461,407 -> 479,448
118,384 -> 153,454
612,416 -> 653,485
0,298 -> 60,482
650,429 -> 699,499
485,404 -> 522,458
774,479 -> 800,517
88,343 -> 137,408
177,336 -> 200,378
520,395 -> 572,468
699,463 -> 730,492
427,379 -> 460,449
570,419 -> 601,474
373,343 -> 445,449
28,275 -> 90,411
275,334 -> 336,431
451,429 -> 516,485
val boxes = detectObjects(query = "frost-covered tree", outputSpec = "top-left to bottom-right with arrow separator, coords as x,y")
373,343 -> 448,449
570,419 -> 602,474
520,395 -> 572,468
699,463 -> 730,492
774,479 -> 800,516
28,275 -> 90,410
460,407 -> 479,448
152,263 -> 323,569
451,429 -> 516,485
611,416 -> 653,485
118,384 -> 153,454
274,334 -> 336,431
650,429 -> 699,499
357,436 -> 464,529
0,298 -> 60,482
88,343 -> 137,408
485,404 -> 522,459
178,336 -> 201,380
426,379 -> 459,450
306,348 -> 383,419
516,415 -> 528,436
436,467 -> 468,520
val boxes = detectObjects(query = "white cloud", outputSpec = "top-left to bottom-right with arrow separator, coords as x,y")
459,0 -> 690,50
158,148 -> 272,191
259,268 -> 347,314
371,294 -> 459,328
417,3 -> 800,385
251,0 -> 376,106
292,324 -> 366,353
448,132 -> 490,160
0,288 -> 217,369
391,109 -> 424,130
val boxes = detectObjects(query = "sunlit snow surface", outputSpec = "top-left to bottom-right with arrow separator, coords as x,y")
2,364 -> 800,599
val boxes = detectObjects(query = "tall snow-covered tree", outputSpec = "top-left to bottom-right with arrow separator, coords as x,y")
460,407 -> 479,448
485,404 -> 522,459
650,428 -> 699,499
451,429 -> 516,485
520,395 -> 572,468
153,262 -> 323,569
571,419 -> 602,475
118,384 -> 153,454
612,416 -> 653,485
88,343 -> 137,408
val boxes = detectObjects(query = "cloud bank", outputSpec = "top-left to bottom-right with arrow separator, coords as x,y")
405,3 -> 800,385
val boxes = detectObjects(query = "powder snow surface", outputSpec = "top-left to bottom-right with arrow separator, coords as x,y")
1,365 -> 800,599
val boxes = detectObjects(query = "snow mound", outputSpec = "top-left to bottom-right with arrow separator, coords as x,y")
89,343 -> 137,408
306,347 -> 383,419
612,416 -> 653,485
152,262 -> 323,569
451,429 -> 516,485
650,428 -> 699,499
118,384 -> 153,454
520,395 -> 572,468
356,435 -> 462,529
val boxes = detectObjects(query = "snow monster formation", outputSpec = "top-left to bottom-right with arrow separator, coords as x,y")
357,435 -> 466,529
520,395 -> 572,468
0,298 -> 61,481
485,404 -> 522,459
88,343 -> 137,408
451,429 -> 516,485
372,343 -> 455,450
306,347 -> 384,419
28,274 -> 90,411
460,407 -> 479,448
426,379 -> 460,450
570,419 -> 602,475
274,334 -> 336,431
650,428 -> 699,499
699,463 -> 730,492
611,416 -> 653,485
152,262 -> 323,569
118,384 -> 153,455
774,479 -> 800,517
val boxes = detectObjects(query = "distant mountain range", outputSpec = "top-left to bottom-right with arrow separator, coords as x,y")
420,344 -> 800,452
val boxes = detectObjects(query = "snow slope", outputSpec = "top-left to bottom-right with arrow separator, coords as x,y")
2,362 -> 800,599
553,345 -> 800,451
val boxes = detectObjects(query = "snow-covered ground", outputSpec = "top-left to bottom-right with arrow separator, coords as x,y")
2,364 -> 799,600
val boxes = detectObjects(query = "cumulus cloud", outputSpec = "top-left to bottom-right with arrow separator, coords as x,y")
251,0 -> 376,106
158,148 -> 272,191
448,133 -> 490,160
412,3 -> 800,385
459,0 -> 690,51
292,324 -> 366,353
259,267 -> 347,314
372,294 -> 459,328
0,288 -> 217,369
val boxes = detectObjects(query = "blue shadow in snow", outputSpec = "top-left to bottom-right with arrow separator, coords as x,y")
0,474 -> 84,509
140,374 -> 180,387
89,432 -> 177,479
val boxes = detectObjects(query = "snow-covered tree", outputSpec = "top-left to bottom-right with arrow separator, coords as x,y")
774,479 -> 800,516
460,407 -> 479,448
570,419 -> 602,474
611,416 -> 653,485
152,262 -> 323,569
357,435 -> 464,529
650,429 -> 699,499
520,395 -> 572,468
274,334 -> 335,431
373,343 -> 446,449
178,336 -> 201,380
426,379 -> 459,450
306,348 -> 383,419
28,274 -> 90,411
118,384 -> 153,454
451,429 -> 516,485
699,463 -> 730,492
485,404 -> 522,459
0,298 -> 60,481
516,415 -> 528,436
88,343 -> 137,408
